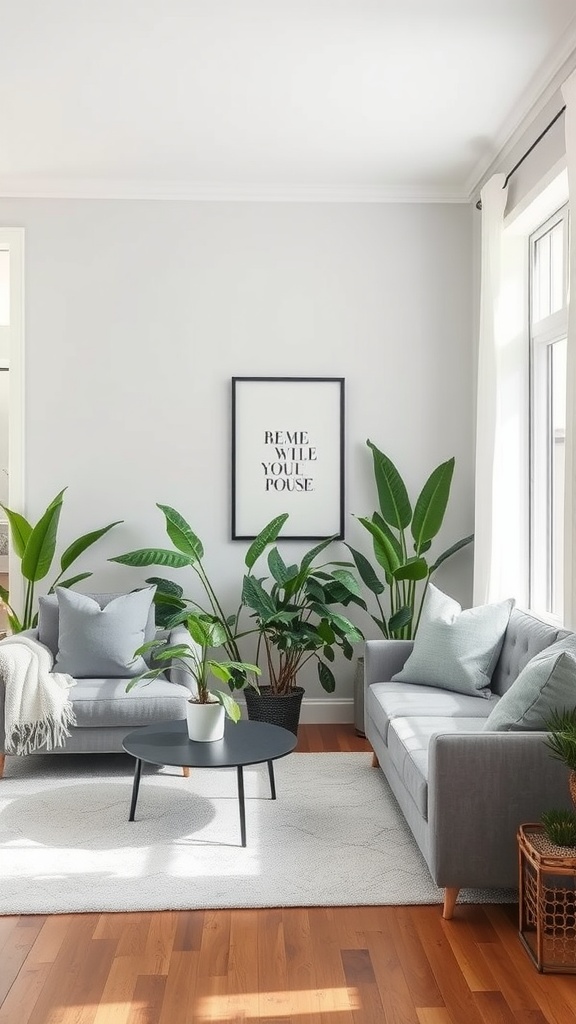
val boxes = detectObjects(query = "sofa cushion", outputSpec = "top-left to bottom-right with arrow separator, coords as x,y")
392,584 -> 514,698
387,716 -> 487,820
54,587 -> 156,678
38,591 -> 157,657
483,637 -> 576,731
366,681 -> 498,745
71,676 -> 191,728
489,608 -> 569,697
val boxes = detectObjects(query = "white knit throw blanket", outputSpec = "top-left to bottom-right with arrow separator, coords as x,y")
0,635 -> 76,755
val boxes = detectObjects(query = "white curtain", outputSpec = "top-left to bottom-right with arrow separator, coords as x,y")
473,174 -> 508,605
562,69 -> 576,628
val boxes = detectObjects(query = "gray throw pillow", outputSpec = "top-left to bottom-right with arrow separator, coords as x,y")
53,586 -> 156,678
483,637 -> 576,731
38,590 -> 156,657
391,583 -> 514,698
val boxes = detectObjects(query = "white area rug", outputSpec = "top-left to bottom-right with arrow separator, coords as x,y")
0,752 -> 516,915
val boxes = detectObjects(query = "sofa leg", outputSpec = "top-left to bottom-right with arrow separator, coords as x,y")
371,752 -> 379,768
182,767 -> 190,778
442,887 -> 460,920
0,754 -> 5,779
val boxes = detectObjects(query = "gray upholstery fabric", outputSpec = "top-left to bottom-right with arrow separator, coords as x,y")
489,608 -> 567,696
392,585 -> 513,698
484,637 -> 576,731
54,587 -> 155,678
367,681 -> 497,744
363,608 -> 576,891
38,590 -> 157,657
71,675 -> 191,727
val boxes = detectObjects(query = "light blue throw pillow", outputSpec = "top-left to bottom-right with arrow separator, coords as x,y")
483,637 -> 576,731
391,584 -> 514,698
54,586 -> 156,678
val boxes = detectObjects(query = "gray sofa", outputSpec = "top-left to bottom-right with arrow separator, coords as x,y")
364,607 -> 574,918
0,594 -> 196,777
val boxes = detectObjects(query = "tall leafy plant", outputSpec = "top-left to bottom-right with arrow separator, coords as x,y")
110,505 -> 290,687
0,489 -> 122,632
347,440 -> 473,639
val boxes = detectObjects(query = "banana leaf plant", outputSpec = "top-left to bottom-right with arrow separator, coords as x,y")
127,611 -> 261,723
109,505 -> 292,689
0,489 -> 122,633
241,536 -> 365,695
347,440 -> 473,640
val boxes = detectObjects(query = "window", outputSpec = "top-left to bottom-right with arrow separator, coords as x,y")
529,205 -> 569,619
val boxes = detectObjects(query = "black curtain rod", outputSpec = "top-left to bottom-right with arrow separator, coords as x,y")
475,105 -> 566,210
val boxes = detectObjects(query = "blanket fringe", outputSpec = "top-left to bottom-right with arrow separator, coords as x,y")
6,703 -> 77,756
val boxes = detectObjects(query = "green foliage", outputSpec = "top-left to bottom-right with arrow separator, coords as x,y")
0,490 -> 122,632
127,611 -> 260,723
350,441 -> 474,639
240,538 -> 364,696
541,808 -> 576,849
545,709 -> 576,772
111,506 -> 364,698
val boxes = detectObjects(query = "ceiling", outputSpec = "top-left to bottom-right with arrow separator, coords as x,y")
1,0 -> 576,201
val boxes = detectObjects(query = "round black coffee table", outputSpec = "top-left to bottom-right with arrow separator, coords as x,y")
122,719 -> 297,846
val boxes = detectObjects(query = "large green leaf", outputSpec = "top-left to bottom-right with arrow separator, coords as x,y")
372,512 -> 403,562
367,440 -> 411,529
185,616 -> 214,648
331,569 -> 362,598
345,545 -> 385,596
429,534 -> 474,574
325,612 -> 363,643
244,513 -> 289,569
60,521 -> 123,573
389,606 -> 412,634
411,458 -> 455,550
145,576 -> 184,600
0,506 -> 32,559
21,492 -> 65,582
110,548 -> 194,569
157,504 -> 204,560
268,546 -> 290,586
357,517 -> 400,575
392,557 -> 428,582
318,660 -> 336,693
300,535 -> 337,572
242,574 -> 278,620
213,688 -> 242,722
54,571 -> 93,590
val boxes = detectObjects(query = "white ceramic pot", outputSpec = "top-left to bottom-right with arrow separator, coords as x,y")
186,699 -> 225,742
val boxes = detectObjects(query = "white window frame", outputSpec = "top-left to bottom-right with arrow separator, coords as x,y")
529,205 -> 569,620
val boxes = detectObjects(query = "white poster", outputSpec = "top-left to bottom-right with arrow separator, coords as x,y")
231,377 -> 345,540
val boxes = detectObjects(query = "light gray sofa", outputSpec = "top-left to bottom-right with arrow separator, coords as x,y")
0,594 -> 196,778
364,608 -> 574,918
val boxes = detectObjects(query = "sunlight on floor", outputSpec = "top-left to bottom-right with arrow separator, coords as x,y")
196,986 -> 361,1018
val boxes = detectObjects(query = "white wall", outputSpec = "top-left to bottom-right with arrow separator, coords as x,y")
0,198 -> 474,707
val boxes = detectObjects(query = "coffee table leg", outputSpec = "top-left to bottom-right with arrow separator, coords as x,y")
267,760 -> 276,800
129,758 -> 143,822
237,765 -> 246,847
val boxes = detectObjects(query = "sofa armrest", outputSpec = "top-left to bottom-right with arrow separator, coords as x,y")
428,730 -> 572,888
364,639 -> 414,687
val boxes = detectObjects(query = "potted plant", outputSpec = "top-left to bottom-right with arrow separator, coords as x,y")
541,709 -> 576,849
347,440 -> 474,640
128,610 -> 260,742
240,536 -> 364,734
0,488 -> 122,632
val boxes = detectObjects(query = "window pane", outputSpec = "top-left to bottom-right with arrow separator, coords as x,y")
550,337 -> 567,618
533,230 -> 551,321
550,222 -> 564,314
0,251 -> 9,328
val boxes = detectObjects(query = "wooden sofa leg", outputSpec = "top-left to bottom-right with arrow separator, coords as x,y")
371,752 -> 379,768
182,767 -> 190,778
442,887 -> 460,920
0,754 -> 5,779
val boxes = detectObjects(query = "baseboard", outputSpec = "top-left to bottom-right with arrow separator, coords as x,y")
237,697 -> 354,724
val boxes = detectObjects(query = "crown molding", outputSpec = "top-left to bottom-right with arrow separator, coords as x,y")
0,177 -> 470,204
465,23 -> 576,201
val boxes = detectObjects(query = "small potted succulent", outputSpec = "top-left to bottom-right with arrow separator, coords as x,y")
129,611 -> 260,742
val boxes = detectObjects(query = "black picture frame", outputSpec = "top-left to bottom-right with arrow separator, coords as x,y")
231,376 -> 345,540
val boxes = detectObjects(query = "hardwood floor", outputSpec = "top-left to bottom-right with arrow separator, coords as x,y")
2,724 -> 576,1023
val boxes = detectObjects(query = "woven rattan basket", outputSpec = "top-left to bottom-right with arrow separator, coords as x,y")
244,685 -> 304,736
518,823 -> 576,973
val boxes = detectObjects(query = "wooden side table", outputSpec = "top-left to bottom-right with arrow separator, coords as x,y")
518,823 -> 576,973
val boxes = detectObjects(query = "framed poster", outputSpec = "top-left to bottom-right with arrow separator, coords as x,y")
231,376 -> 345,540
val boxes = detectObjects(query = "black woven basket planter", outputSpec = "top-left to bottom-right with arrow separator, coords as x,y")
244,685 -> 304,736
